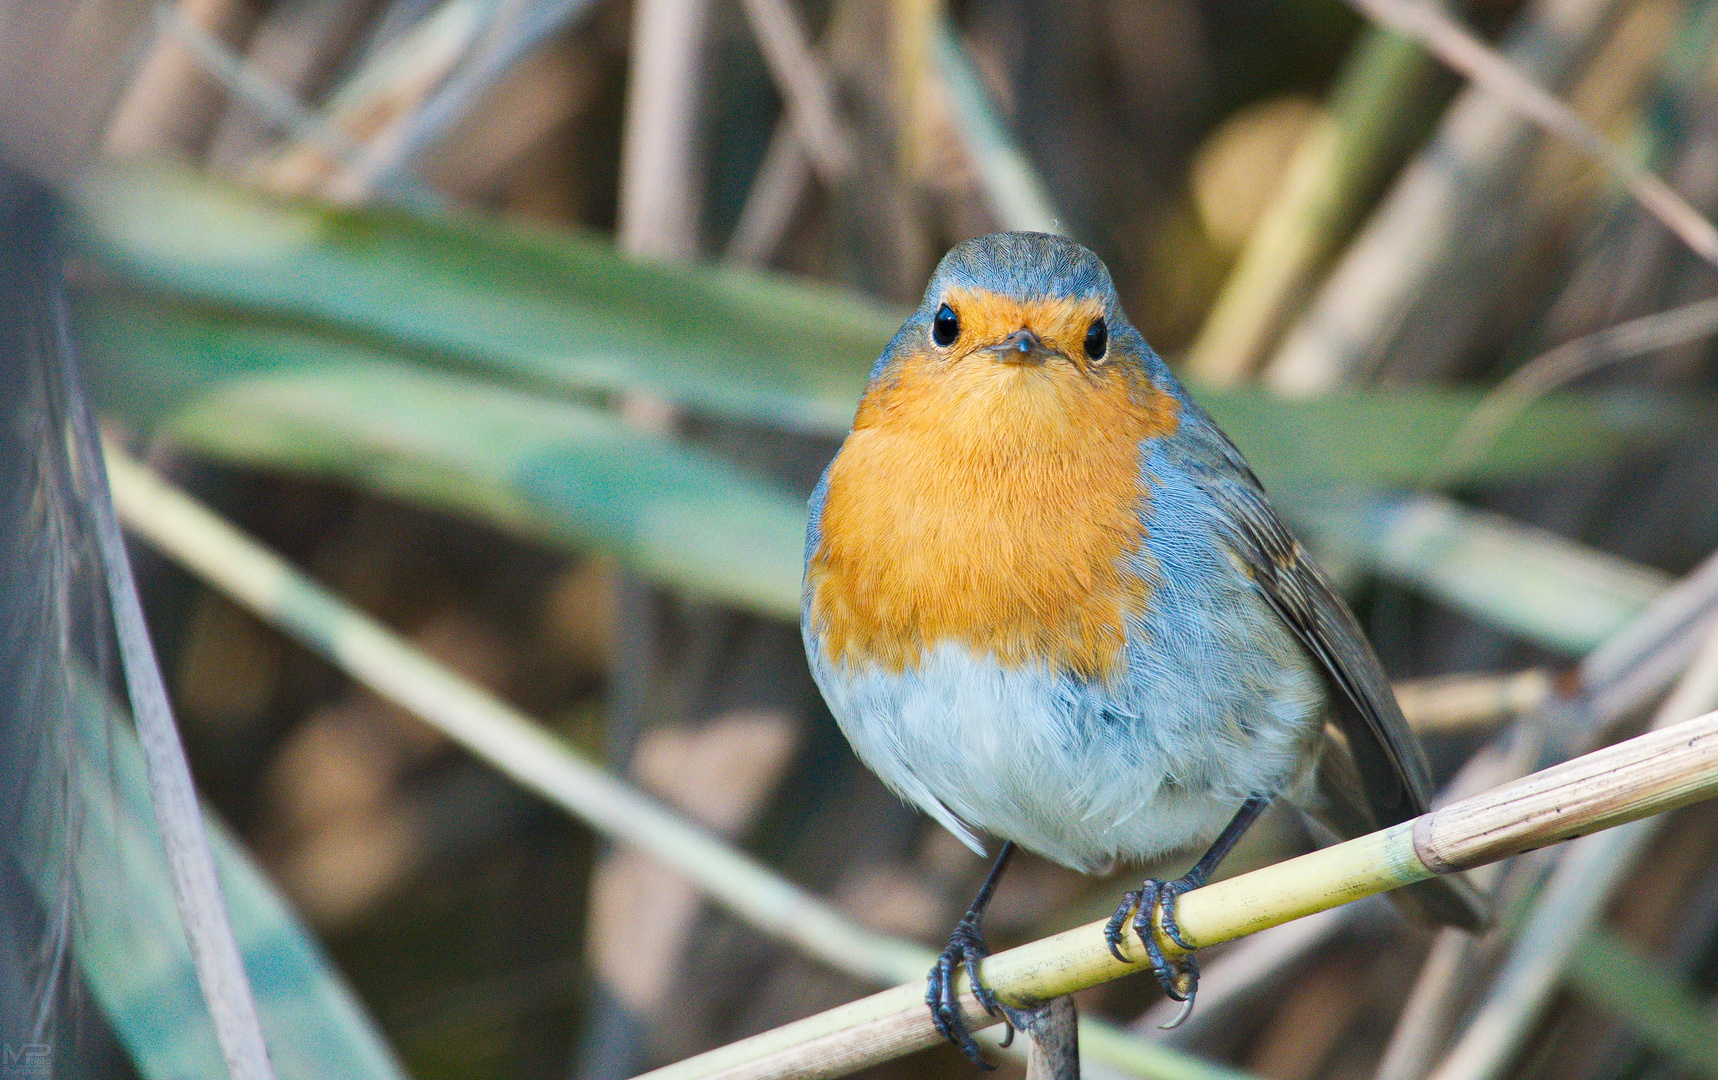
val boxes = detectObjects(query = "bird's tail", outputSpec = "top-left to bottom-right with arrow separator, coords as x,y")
1308,735 -> 1490,932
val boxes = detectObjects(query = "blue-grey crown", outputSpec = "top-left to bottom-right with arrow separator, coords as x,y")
867,231 -> 1168,385
925,232 -> 1117,307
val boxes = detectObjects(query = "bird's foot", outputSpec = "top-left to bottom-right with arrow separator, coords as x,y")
1104,876 -> 1201,1028
927,914 -> 1030,1067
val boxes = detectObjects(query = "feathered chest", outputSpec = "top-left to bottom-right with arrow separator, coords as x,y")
804,355 -> 1180,682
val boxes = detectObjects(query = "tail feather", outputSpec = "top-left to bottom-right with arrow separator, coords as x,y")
1308,731 -> 1490,932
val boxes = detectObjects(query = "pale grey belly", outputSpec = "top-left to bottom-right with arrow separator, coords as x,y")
806,631 -> 1327,874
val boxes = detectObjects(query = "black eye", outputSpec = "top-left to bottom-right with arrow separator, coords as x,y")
1085,317 -> 1108,360
931,303 -> 959,347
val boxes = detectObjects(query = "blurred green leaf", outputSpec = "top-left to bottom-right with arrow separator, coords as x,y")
78,288 -> 1677,641
66,164 -> 1707,491
22,672 -> 406,1080
78,296 -> 805,618
1199,387 -> 1706,491
66,164 -> 899,436
1292,491 -> 1669,655
1569,933 -> 1718,1079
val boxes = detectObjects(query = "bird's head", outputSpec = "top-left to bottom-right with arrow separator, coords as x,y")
856,232 -> 1177,443
813,234 -> 1181,680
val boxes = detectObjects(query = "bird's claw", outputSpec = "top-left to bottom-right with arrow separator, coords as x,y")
1103,876 -> 1202,1021
927,915 -> 1009,1067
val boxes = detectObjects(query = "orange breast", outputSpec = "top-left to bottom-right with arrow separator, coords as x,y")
807,349 -> 1180,682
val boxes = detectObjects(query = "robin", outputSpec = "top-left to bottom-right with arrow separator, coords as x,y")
800,232 -> 1487,1064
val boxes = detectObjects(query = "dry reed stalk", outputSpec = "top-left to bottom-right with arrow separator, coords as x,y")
1573,548 -> 1718,745
106,0 -> 265,158
1373,548 -> 1718,1076
251,0 -> 487,199
1264,0 -> 1621,394
633,708 -> 1718,1080
1425,297 -> 1718,486
1208,739 -> 1536,1074
203,0 -> 378,169
1423,617 -> 1718,1080
722,118 -> 813,266
889,0 -> 935,186
738,0 -> 851,181
153,2 -> 363,169
1349,0 -> 1718,266
930,18 -> 1061,234
411,36 -> 610,203
615,0 -> 710,259
1371,738 -> 1544,1080
1394,669 -> 1554,732
330,0 -> 605,204
1373,919 -> 1477,1080
1367,0 -> 1682,388
1183,28 -> 1436,386
723,0 -> 848,266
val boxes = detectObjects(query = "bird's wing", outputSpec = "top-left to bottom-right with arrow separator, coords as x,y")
1186,437 -> 1433,826
1178,420 -> 1488,931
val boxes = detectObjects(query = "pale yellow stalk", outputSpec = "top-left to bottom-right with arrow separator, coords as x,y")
634,710 -> 1718,1080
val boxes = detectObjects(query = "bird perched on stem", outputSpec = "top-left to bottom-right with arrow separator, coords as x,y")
801,232 -> 1486,1067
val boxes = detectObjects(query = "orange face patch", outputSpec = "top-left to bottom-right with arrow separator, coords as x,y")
807,290 -> 1181,682
933,287 -> 1108,370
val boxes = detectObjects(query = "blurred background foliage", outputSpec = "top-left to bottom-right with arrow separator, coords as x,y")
8,0 -> 1718,1077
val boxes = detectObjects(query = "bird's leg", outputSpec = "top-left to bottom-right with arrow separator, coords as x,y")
1105,796 -> 1272,1026
928,841 -> 1025,1067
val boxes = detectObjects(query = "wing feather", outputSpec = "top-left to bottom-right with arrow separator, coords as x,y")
1183,434 -> 1433,825
1175,419 -> 1486,929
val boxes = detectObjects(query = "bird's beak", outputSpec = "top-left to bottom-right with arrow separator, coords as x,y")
983,328 -> 1059,366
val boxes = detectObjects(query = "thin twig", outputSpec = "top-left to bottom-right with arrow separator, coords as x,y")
155,0 -> 363,167
1348,0 -> 1718,265
929,19 -> 1062,235
737,0 -> 851,181
63,408 -> 275,1071
334,0 -> 603,204
722,117 -> 813,266
633,708 -> 1718,1080
1425,296 -> 1718,486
